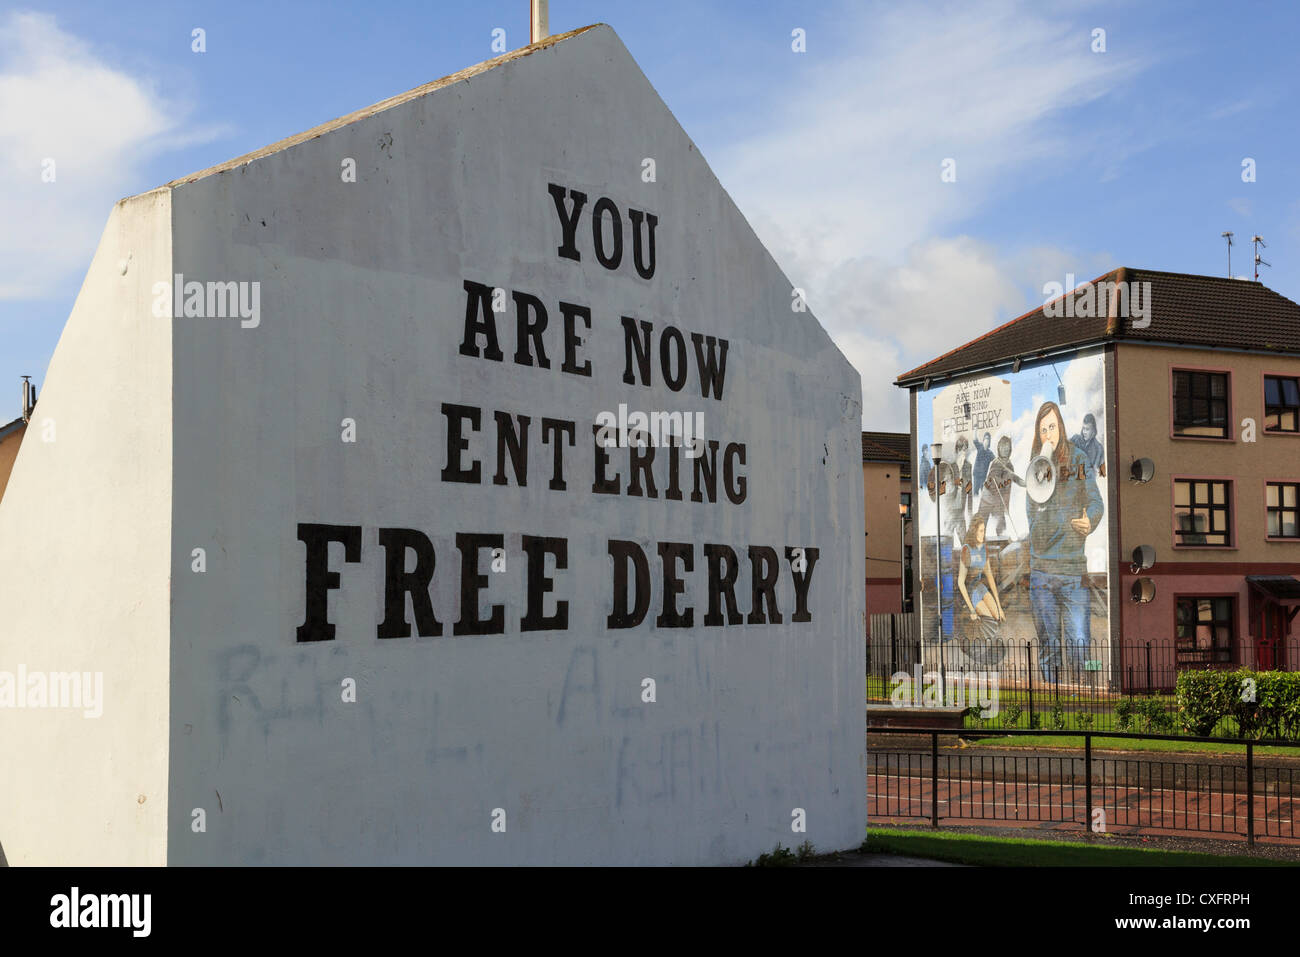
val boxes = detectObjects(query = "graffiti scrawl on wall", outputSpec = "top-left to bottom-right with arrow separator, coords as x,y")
914,350 -> 1110,681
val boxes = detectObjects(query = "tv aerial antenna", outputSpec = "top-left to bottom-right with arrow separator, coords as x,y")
1253,235 -> 1270,282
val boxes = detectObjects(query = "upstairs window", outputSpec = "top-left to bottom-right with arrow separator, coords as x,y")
1264,375 -> 1300,433
1174,479 -> 1232,547
1267,482 -> 1300,538
1172,370 -> 1229,438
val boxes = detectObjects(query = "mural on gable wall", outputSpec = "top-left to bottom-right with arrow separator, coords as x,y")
914,350 -> 1111,682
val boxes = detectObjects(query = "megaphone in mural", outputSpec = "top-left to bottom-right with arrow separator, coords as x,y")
1026,441 -> 1057,504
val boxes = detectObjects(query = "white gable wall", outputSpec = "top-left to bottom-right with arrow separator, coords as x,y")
165,25 -> 863,866
0,25 -> 863,867
0,189 -> 173,865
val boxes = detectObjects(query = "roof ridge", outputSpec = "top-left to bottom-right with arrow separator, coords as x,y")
895,266 -> 1120,382
895,266 -> 1300,386
1126,266 -> 1277,288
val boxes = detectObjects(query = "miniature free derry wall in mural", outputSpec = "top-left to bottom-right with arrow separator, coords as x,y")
914,350 -> 1111,680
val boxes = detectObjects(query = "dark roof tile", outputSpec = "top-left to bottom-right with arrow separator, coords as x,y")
896,268 -> 1300,385
862,431 -> 910,463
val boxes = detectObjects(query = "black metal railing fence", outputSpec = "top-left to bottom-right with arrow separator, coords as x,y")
868,727 -> 1300,845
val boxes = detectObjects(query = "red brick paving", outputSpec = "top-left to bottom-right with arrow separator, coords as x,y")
868,772 -> 1300,846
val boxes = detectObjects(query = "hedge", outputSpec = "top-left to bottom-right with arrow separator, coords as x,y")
1175,668 -> 1300,742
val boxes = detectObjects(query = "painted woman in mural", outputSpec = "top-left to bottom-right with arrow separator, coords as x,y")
1025,401 -> 1103,682
956,513 -> 1004,625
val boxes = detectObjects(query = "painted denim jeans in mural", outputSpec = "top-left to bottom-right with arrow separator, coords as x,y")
1028,570 -> 1090,681
1025,445 -> 1102,681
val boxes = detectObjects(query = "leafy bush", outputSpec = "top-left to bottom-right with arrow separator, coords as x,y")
1049,703 -> 1067,730
748,843 -> 797,867
1076,711 -> 1095,730
1135,697 -> 1175,733
1116,696 -> 1136,732
1000,704 -> 1022,729
1116,695 -> 1173,733
1175,669 -> 1300,742
1177,670 -> 1229,737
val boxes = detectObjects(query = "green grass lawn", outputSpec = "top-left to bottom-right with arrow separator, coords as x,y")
867,674 -> 1175,710
957,735 -> 1300,756
867,676 -> 1280,742
863,827 -> 1288,866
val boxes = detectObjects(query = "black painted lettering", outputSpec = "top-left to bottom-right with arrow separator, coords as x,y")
591,196 -> 623,269
454,532 -> 505,635
377,528 -> 442,639
493,410 -> 530,487
621,316 -> 653,386
660,325 -> 687,392
512,291 -> 550,368
592,423 -> 622,494
458,280 -> 504,361
608,539 -> 651,628
656,542 -> 694,628
786,546 -> 819,623
747,545 -> 782,625
690,333 -> 729,400
723,442 -> 747,504
541,418 -> 576,491
664,441 -> 683,501
548,183 -> 586,261
703,543 -> 741,626
296,523 -> 362,643
559,301 -> 592,377
690,439 -> 720,503
628,208 -> 657,280
521,535 -> 569,632
441,403 -> 482,484
627,441 -> 657,498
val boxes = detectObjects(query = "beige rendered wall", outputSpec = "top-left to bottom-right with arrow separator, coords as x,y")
1116,342 -> 1300,662
864,460 -> 905,613
0,189 -> 173,865
1116,342 -> 1300,565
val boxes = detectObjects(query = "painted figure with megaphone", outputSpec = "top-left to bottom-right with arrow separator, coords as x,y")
1025,400 -> 1103,684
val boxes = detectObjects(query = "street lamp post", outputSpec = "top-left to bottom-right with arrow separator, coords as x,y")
898,502 -> 909,614
930,444 -> 953,688
930,443 -> 944,646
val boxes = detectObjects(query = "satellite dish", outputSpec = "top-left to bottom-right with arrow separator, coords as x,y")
1131,578 -> 1157,603
1130,545 -> 1156,573
1026,454 -> 1057,504
1130,458 -> 1155,483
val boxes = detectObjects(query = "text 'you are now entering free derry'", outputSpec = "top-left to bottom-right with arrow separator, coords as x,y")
296,182 -> 820,643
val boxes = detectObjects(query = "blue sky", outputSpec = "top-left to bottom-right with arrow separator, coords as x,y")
3,0 -> 1298,430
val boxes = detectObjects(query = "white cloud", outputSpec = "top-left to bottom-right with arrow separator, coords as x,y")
805,237 -> 1113,429
0,11 -> 215,299
713,0 -> 1149,430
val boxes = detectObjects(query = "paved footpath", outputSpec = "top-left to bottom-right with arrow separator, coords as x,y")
869,769 -> 1300,845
